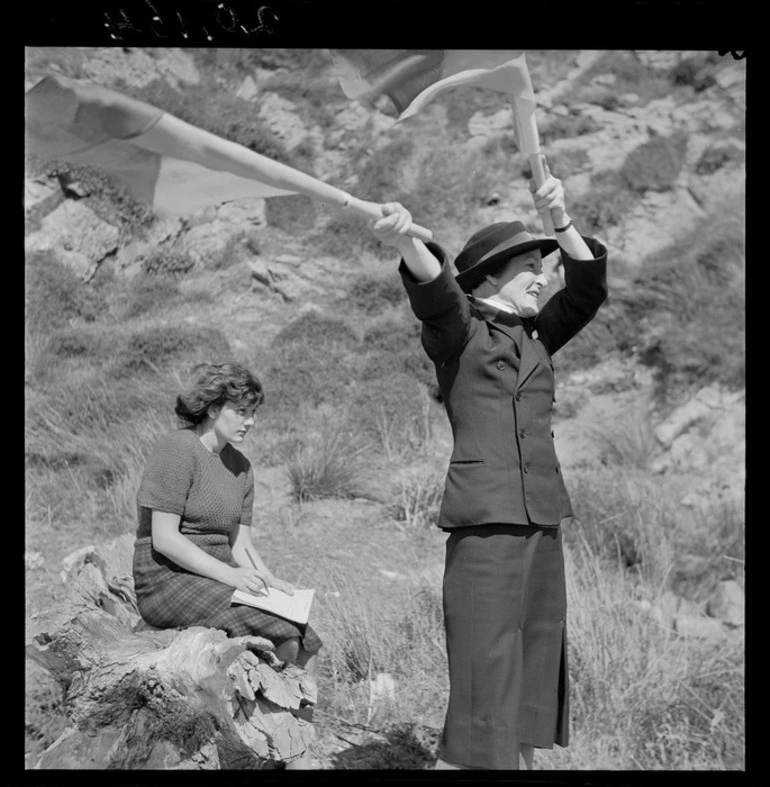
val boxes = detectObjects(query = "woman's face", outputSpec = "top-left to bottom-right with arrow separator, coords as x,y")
209,400 -> 259,444
488,250 -> 549,318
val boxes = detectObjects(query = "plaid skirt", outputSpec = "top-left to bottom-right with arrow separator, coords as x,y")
439,523 -> 569,769
132,533 -> 322,653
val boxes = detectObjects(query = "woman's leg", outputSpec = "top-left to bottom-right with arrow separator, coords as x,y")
520,743 -> 535,769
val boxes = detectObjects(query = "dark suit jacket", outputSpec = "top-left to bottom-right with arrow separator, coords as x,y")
399,237 -> 608,529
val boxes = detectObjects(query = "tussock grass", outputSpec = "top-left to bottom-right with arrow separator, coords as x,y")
312,563 -> 447,730
568,469 -> 676,589
564,535 -> 744,769
26,250 -> 109,330
389,470 -> 444,534
284,424 -> 373,503
350,373 -> 433,460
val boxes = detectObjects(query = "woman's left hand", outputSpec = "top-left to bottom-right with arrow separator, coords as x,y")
268,576 -> 295,596
529,158 -> 569,227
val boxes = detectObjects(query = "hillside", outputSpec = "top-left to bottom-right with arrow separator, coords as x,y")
24,48 -> 745,770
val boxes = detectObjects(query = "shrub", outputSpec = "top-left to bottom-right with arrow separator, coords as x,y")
694,143 -> 745,176
362,317 -> 421,355
587,409 -> 660,471
30,159 -> 154,235
42,326 -> 113,361
26,251 -> 108,331
350,372 -> 432,458
141,248 -> 196,278
566,468 -> 676,587
314,213 -> 393,261
272,311 -> 359,350
630,209 -> 745,394
111,325 -> 231,378
619,131 -> 689,194
389,470 -> 444,532
569,171 -> 637,235
345,272 -> 406,315
284,425 -> 372,502
256,342 -> 356,416
119,274 -> 180,320
264,194 -> 317,233
669,53 -> 719,92
540,113 -> 601,145
574,52 -> 673,104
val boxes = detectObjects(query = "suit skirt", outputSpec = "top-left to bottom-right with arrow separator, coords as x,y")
133,533 -> 322,653
439,523 -> 569,769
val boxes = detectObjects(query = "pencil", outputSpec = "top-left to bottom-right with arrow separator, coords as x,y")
245,549 -> 267,593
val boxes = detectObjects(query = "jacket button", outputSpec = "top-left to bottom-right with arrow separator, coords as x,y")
519,429 -> 526,439
515,393 -> 522,401
523,463 -> 529,473
497,360 -> 505,370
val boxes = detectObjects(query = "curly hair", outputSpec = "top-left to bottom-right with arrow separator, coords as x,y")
174,362 -> 265,425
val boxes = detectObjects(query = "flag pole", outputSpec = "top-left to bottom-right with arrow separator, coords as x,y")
510,94 -> 556,237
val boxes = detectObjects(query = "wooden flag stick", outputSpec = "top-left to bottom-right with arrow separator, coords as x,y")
510,95 -> 556,236
338,195 -> 433,243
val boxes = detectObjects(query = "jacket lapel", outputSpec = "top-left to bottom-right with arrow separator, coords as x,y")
469,297 -> 541,385
516,324 -> 542,390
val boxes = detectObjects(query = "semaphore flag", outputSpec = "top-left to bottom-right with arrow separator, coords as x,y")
24,73 -> 432,239
330,50 -> 534,136
330,49 -> 554,234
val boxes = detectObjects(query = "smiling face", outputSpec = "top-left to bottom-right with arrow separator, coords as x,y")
485,249 -> 549,318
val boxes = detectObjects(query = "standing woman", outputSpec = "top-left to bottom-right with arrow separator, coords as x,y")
132,362 -> 322,766
368,165 -> 608,769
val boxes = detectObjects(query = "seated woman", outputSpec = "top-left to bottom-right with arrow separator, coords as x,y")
132,361 -> 322,767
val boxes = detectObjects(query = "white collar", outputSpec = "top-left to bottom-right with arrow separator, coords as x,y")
474,296 -> 518,315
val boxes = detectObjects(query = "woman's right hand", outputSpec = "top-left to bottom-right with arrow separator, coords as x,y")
370,202 -> 414,249
229,566 -> 269,595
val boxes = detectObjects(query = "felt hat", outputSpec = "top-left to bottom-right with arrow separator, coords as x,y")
454,221 -> 559,293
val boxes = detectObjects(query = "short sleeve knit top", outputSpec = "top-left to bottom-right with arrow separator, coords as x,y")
136,428 -> 255,540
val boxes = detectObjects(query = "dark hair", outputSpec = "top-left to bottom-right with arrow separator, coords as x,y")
174,362 -> 265,425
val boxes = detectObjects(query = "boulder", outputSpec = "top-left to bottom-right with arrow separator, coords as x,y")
706,579 -> 744,627
25,200 -> 119,281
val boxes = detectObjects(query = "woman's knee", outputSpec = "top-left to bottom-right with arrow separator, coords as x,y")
274,637 -> 301,663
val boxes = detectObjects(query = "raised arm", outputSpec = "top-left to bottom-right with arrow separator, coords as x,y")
530,157 -> 595,261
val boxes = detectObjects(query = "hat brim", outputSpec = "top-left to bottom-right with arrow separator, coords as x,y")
455,236 -> 560,292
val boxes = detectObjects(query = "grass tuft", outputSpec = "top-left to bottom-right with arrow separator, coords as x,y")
284,425 -> 373,503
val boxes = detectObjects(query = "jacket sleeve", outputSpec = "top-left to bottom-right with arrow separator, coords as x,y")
535,236 -> 609,356
398,242 -> 472,364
